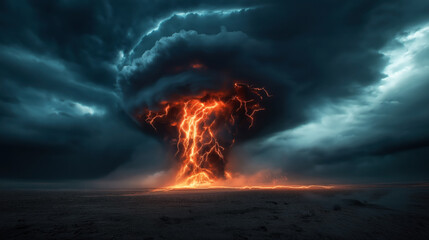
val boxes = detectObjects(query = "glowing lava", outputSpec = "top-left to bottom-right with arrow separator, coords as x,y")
143,83 -> 270,188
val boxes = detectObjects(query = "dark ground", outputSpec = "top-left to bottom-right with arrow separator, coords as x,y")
0,186 -> 428,240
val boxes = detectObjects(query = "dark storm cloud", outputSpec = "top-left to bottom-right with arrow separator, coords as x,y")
118,0 -> 429,137
0,46 -> 150,179
0,0 -> 261,180
119,30 -> 269,108
1,0 -> 429,183
244,29 -> 429,183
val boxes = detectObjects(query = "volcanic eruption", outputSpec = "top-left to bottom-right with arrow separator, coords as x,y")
118,30 -> 288,189
137,82 -> 271,188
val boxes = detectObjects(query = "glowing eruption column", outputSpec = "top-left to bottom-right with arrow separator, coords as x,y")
145,83 -> 270,187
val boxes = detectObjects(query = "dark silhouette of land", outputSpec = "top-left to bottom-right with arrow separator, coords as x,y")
1,185 -> 428,239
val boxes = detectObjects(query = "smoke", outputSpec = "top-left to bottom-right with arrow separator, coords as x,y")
118,29 -> 285,139
117,25 -> 285,186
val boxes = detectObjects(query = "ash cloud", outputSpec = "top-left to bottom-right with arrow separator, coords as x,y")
118,29 -> 286,138
1,0 -> 429,185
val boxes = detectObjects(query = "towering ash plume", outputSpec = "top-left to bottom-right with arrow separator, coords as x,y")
117,11 -> 287,186
117,30 -> 279,186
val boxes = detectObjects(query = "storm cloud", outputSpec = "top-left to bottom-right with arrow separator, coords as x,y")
1,0 -> 429,186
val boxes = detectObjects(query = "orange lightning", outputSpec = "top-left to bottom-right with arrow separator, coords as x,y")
174,99 -> 226,187
144,82 -> 271,188
146,104 -> 170,130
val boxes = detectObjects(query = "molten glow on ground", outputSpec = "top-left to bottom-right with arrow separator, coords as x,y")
153,184 -> 335,192
142,82 -> 273,189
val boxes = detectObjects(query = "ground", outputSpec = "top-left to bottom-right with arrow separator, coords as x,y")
0,186 -> 428,239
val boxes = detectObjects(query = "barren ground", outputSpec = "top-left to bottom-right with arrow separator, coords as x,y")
1,186 -> 428,239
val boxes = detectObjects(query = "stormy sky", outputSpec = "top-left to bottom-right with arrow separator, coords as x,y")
1,0 -> 429,188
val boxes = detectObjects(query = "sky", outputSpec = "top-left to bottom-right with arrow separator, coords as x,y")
1,0 -> 429,188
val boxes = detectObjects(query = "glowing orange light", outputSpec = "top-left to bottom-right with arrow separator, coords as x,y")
153,184 -> 335,192
144,83 -> 271,188
146,105 -> 170,131
191,63 -> 204,69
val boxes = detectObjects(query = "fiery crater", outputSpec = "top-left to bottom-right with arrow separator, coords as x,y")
141,83 -> 271,188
